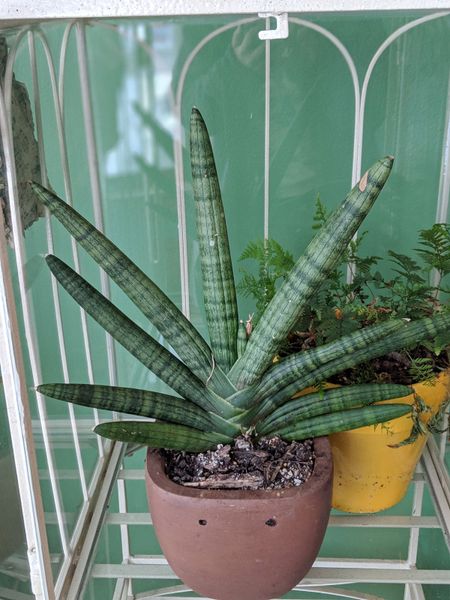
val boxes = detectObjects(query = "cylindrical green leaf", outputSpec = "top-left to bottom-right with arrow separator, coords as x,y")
254,313 -> 450,420
38,383 -> 239,437
30,182 -> 234,398
95,420 -> 232,452
258,383 -> 412,435
272,404 -> 412,442
233,318 -> 405,410
46,254 -> 237,418
237,320 -> 247,358
230,157 -> 394,388
190,108 -> 238,372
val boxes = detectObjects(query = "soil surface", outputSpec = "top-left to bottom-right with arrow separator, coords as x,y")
330,347 -> 449,386
163,435 -> 315,490
281,332 -> 449,386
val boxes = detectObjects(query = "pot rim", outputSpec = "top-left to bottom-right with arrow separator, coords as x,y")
146,436 -> 332,500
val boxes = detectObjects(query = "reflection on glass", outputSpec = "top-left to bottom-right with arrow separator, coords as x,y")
0,383 -> 32,597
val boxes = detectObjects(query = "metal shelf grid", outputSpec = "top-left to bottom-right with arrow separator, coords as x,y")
0,5 -> 449,600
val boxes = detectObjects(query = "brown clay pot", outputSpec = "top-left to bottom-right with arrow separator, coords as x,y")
145,437 -> 332,600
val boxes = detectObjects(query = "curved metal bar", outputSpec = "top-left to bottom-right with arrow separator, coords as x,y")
173,16 -> 358,317
173,17 -> 257,318
30,29 -> 89,503
289,17 -> 360,187
0,71 -> 56,600
134,584 -> 190,598
3,24 -> 70,556
58,20 -> 77,117
133,583 -> 384,600
295,586 -> 384,599
357,10 -> 450,181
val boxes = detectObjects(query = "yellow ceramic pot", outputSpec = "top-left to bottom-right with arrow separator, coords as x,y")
329,370 -> 449,513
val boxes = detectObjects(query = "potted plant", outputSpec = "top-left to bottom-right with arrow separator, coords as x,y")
31,108 -> 450,599
325,223 -> 450,512
239,203 -> 450,514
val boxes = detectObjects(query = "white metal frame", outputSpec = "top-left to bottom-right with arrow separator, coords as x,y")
0,5 -> 449,600
1,1 -> 450,20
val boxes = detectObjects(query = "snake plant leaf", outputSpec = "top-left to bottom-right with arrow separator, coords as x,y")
190,108 -> 238,372
94,420 -> 233,452
37,383 -> 239,437
232,318 -> 405,410
30,182 -> 234,398
257,383 -> 412,436
46,254 -> 237,419
230,156 -> 394,388
254,313 -> 450,420
273,404 -> 412,442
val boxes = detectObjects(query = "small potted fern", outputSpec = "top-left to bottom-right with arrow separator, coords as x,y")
326,224 -> 450,512
239,204 -> 450,514
31,108 -> 450,599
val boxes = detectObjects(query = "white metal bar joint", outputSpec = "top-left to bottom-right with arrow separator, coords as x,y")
258,13 -> 289,40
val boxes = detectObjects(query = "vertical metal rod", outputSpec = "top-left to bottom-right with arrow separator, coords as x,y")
75,21 -> 118,387
406,470 -> 425,568
3,30 -> 70,557
28,31 -> 89,502
436,74 -> 450,225
53,23 -> 104,456
263,20 -> 271,241
358,11 -> 450,183
435,75 -> 450,459
117,476 -> 131,566
66,442 -> 126,600
173,17 -> 257,319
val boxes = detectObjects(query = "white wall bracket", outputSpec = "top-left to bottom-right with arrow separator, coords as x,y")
258,12 -> 289,40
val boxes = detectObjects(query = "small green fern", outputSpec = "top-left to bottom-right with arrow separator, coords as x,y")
237,239 -> 294,322
416,223 -> 450,285
408,356 -> 436,386
312,195 -> 328,230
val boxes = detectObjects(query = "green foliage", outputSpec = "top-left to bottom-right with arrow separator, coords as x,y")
30,108 -> 450,454
237,239 -> 295,322
407,356 -> 436,386
416,223 -> 450,286
239,196 -> 449,390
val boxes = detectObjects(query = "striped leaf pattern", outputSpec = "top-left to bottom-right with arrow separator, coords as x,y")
46,254 -> 237,418
37,383 -> 239,437
257,383 -> 412,435
30,182 -> 234,398
254,313 -> 450,420
94,421 -> 233,452
232,319 -> 405,410
230,157 -> 394,388
273,404 -> 412,441
33,102 -> 450,453
190,108 -> 238,372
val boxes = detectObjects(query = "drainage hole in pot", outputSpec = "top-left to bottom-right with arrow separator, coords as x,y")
265,518 -> 277,527
198,519 -> 207,526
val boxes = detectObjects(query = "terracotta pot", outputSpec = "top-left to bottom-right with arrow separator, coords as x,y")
145,437 -> 332,600
330,370 -> 450,513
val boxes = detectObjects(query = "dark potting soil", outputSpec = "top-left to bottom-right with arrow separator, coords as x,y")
281,331 -> 449,386
163,435 -> 315,490
329,347 -> 449,386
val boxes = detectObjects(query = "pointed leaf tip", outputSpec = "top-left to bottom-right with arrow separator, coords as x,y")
190,106 -> 204,124
381,155 -> 394,169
